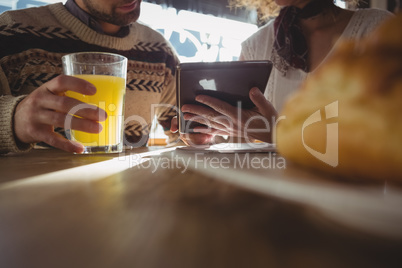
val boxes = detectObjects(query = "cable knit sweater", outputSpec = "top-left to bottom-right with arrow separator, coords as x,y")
0,3 -> 179,154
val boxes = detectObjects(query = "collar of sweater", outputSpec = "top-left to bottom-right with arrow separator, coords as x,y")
48,3 -> 141,51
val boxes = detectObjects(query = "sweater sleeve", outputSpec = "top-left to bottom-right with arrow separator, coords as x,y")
0,13 -> 33,154
0,95 -> 34,154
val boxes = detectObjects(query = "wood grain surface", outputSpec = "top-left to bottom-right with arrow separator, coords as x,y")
0,148 -> 401,268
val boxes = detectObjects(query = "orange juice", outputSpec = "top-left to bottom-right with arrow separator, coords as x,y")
65,74 -> 126,147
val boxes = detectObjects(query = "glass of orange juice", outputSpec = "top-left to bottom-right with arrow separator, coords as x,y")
62,52 -> 127,154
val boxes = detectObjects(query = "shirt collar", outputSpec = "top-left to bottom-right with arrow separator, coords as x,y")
64,0 -> 130,37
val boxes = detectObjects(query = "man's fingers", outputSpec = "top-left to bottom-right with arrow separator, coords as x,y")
37,131 -> 84,154
27,78 -> 107,122
39,93 -> 107,121
63,100 -> 107,122
45,75 -> 97,96
65,114 -> 104,133
36,110 -> 103,133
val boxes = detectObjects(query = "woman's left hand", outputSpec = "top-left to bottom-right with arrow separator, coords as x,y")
181,87 -> 278,143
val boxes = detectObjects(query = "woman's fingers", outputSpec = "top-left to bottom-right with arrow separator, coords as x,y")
172,115 -> 215,146
180,133 -> 214,146
181,103 -> 223,120
192,127 -> 230,136
170,116 -> 179,133
181,104 -> 235,128
183,113 -> 229,132
194,95 -> 237,118
249,87 -> 277,120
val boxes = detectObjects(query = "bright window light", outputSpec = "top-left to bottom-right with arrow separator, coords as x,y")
335,0 -> 347,8
139,2 -> 258,63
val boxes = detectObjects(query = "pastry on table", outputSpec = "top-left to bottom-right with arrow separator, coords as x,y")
276,13 -> 402,181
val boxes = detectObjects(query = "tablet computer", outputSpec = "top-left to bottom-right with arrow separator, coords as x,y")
176,61 -> 273,133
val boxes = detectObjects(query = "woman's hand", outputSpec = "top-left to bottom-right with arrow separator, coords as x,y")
170,116 -> 215,146
174,87 -> 277,145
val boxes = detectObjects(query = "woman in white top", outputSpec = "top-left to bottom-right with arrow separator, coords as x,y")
172,0 -> 392,145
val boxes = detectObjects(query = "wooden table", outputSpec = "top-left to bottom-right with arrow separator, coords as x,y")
1,146 -> 401,268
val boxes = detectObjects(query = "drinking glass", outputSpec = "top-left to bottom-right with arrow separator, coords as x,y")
62,52 -> 127,154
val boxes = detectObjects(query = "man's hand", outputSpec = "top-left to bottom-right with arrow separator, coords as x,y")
14,75 -> 107,153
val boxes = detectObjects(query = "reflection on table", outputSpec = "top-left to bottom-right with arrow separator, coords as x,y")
0,146 -> 401,268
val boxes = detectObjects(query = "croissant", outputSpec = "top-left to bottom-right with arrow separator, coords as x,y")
276,13 -> 402,181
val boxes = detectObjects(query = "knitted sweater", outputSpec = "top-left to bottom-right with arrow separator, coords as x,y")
0,3 -> 179,154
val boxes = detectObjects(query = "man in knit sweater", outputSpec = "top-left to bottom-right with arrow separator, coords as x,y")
0,0 -> 179,154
